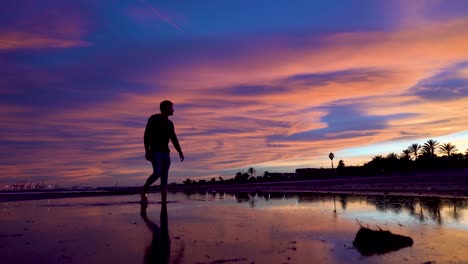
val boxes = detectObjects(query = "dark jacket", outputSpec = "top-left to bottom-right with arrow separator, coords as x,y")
144,114 -> 182,153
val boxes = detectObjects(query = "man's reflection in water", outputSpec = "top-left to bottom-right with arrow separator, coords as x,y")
141,203 -> 170,263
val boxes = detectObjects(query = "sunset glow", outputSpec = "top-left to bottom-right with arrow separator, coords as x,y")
1,0 -> 468,186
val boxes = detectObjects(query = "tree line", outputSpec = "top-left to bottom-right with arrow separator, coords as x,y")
180,140 -> 468,185
356,140 -> 467,176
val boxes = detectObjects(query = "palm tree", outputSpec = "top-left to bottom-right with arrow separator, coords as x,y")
408,143 -> 421,161
248,167 -> 256,178
423,139 -> 440,157
386,153 -> 398,160
440,143 -> 458,157
329,152 -> 335,169
401,149 -> 411,160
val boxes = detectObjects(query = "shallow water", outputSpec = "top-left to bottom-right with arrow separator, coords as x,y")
1,192 -> 468,263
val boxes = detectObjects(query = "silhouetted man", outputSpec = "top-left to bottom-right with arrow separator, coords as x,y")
142,100 -> 184,204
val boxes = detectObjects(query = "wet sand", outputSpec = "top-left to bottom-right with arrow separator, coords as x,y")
1,192 -> 468,263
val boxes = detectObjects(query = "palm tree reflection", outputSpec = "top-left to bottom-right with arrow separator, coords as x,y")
140,203 -> 170,264
231,192 -> 468,224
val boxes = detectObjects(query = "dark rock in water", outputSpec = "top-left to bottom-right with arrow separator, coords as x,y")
353,227 -> 413,256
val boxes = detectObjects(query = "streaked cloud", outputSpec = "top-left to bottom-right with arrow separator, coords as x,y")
140,0 -> 184,32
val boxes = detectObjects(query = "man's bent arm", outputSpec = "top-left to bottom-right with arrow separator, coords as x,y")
171,132 -> 184,162
170,123 -> 182,153
170,133 -> 182,153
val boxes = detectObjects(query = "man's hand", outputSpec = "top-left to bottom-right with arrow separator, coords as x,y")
145,151 -> 152,162
179,151 -> 185,162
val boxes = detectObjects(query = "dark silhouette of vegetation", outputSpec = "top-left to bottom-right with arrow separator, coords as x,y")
423,139 -> 439,158
401,149 -> 411,160
408,143 -> 421,161
440,142 -> 457,157
183,178 -> 193,185
248,167 -> 256,178
337,160 -> 345,170
178,140 -> 467,186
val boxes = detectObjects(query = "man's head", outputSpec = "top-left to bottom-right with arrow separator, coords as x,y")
160,100 -> 174,116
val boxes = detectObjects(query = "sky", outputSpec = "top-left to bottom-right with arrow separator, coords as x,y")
1,0 -> 468,187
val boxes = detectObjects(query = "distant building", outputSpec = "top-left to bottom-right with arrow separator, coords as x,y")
268,172 -> 297,180
295,168 -> 327,179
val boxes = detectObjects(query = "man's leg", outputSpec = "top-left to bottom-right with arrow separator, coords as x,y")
141,174 -> 159,202
142,173 -> 159,193
141,152 -> 161,201
160,152 -> 171,204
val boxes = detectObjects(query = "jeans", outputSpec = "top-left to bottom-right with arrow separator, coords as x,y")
145,151 -> 171,188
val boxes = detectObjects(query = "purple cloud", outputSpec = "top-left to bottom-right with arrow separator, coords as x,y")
412,62 -> 468,101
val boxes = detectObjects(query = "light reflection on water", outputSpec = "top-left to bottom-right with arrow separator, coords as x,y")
1,192 -> 468,263
225,192 -> 468,226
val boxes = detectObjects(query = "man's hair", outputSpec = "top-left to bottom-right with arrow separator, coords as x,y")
160,100 -> 173,112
